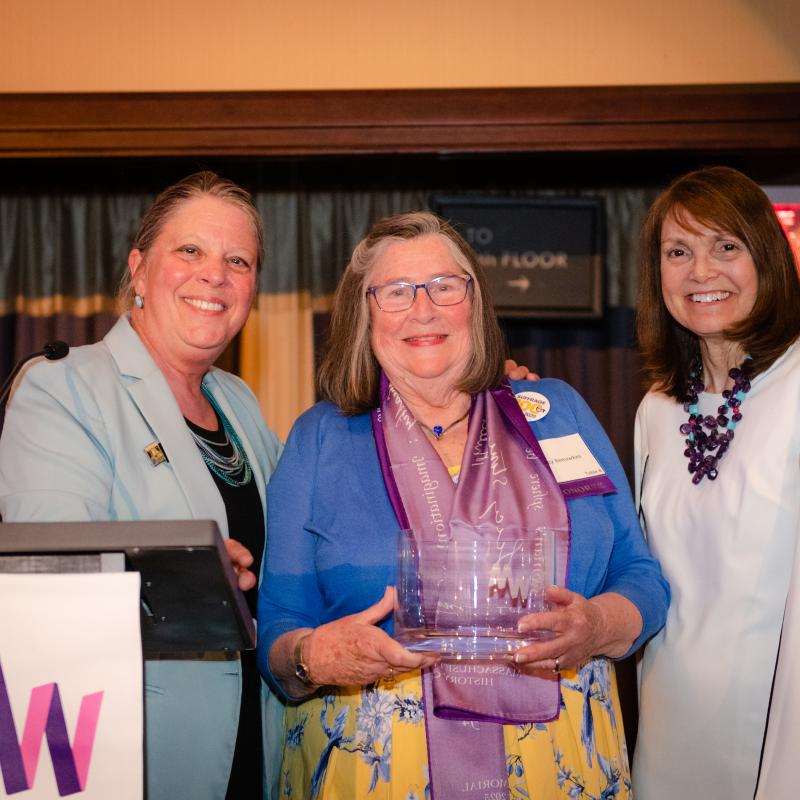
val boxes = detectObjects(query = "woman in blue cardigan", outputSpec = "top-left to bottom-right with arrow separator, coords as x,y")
258,211 -> 668,800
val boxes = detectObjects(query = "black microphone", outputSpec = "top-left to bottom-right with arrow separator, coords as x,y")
0,340 -> 70,412
42,340 -> 69,360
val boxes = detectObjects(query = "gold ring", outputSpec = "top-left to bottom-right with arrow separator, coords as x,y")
553,657 -> 560,674
388,667 -> 394,680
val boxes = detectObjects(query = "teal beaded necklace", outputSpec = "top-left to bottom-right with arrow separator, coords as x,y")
188,385 -> 253,488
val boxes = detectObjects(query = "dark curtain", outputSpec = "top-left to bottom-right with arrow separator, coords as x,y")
0,178 -> 657,751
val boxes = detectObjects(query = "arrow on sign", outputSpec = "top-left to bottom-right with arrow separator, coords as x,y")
507,276 -> 530,292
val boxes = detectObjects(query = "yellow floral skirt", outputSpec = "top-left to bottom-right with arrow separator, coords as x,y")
277,658 -> 631,800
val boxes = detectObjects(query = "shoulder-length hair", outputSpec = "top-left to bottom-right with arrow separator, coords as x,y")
637,165 -> 800,398
117,171 -> 264,312
318,211 -> 507,414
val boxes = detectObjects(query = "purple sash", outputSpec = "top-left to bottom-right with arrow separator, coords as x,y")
372,375 -> 572,800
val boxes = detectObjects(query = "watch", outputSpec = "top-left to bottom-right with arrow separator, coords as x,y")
293,633 -> 318,687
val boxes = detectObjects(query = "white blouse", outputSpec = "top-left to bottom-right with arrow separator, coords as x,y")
632,340 -> 800,800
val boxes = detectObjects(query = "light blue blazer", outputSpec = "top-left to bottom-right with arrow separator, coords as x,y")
0,315 -> 285,800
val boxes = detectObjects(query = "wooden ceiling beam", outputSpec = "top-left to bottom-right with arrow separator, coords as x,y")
1,84 -> 798,158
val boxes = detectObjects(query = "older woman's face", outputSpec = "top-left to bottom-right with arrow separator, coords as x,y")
660,210 -> 758,343
129,195 -> 258,368
368,235 -> 473,388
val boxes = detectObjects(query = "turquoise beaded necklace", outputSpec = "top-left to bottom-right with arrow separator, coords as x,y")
188,385 -> 253,487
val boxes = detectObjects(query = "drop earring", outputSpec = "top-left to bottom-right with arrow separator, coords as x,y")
134,294 -> 144,309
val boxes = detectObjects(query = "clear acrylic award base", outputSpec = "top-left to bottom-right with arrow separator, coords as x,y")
394,524 -> 562,660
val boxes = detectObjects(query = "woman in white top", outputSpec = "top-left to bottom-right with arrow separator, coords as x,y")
631,166 -> 800,800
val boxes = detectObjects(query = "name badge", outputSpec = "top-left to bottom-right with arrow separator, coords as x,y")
537,433 -> 616,498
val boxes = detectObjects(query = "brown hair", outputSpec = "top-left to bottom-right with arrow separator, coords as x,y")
117,171 -> 264,312
317,211 -> 507,414
637,166 -> 800,398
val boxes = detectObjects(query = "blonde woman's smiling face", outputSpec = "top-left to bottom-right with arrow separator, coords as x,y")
129,194 -> 258,369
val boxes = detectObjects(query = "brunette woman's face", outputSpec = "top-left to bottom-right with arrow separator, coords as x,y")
659,210 -> 758,344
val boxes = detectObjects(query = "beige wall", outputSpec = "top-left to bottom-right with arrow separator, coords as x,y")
1,0 -> 798,92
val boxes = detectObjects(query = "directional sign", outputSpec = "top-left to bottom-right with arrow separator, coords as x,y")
431,196 -> 605,319
507,276 -> 530,292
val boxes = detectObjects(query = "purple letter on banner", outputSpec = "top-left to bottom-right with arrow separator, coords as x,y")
0,659 -> 103,795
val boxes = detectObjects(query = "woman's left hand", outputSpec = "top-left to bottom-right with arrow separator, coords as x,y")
512,586 -> 642,673
224,538 -> 257,591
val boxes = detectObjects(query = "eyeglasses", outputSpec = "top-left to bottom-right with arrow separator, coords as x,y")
366,274 -> 473,312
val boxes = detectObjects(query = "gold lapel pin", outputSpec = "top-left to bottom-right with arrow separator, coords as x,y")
144,442 -> 168,466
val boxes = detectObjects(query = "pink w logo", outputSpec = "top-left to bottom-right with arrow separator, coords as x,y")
0,660 -> 103,796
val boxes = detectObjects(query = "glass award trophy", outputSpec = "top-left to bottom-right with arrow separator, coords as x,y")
394,521 -> 565,659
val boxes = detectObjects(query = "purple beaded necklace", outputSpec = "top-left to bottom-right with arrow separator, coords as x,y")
680,360 -> 752,484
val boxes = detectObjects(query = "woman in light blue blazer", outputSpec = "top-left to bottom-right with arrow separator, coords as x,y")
0,172 -> 283,800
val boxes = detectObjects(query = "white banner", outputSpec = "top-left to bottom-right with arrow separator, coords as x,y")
0,573 -> 143,799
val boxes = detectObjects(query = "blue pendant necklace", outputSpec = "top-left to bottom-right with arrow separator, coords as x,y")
416,409 -> 470,439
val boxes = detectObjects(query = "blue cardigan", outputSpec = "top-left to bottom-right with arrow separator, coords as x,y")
258,379 -> 669,694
